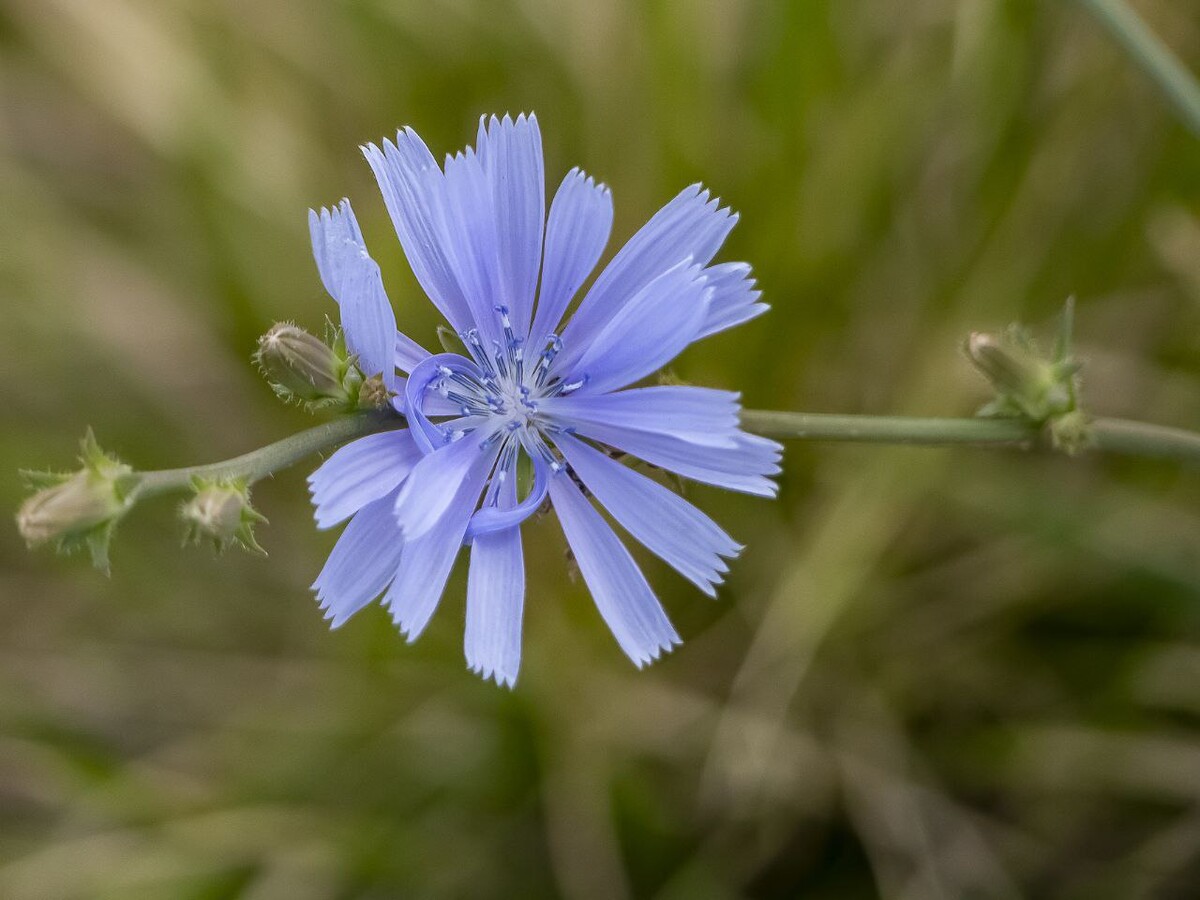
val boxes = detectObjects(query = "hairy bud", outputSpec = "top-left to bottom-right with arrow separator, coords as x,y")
17,430 -> 134,570
255,323 -> 359,408
966,299 -> 1092,453
966,302 -> 1081,425
181,479 -> 267,554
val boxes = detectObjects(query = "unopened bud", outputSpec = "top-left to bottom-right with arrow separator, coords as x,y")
18,472 -> 120,545
967,333 -> 1042,402
181,480 -> 267,554
966,330 -> 1074,423
256,323 -> 355,407
16,430 -> 133,570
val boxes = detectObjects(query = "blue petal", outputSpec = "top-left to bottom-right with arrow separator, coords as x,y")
549,474 -> 680,667
529,168 -> 612,343
464,459 -> 524,688
567,420 -> 782,497
440,148 -> 506,344
554,432 -> 740,596
563,261 -> 711,395
541,385 -> 741,447
385,451 -> 496,641
308,429 -> 422,529
308,200 -> 400,388
362,130 -> 475,334
466,456 -> 551,539
557,184 -> 736,370
401,352 -> 488,454
475,114 -> 544,339
308,200 -> 360,299
395,330 -> 431,373
393,431 -> 502,540
697,262 -> 767,339
312,490 -> 405,628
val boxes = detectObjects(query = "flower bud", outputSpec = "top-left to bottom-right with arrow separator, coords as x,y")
18,472 -> 120,545
966,333 -> 1042,404
16,430 -> 133,569
966,326 -> 1076,423
255,323 -> 355,407
181,479 -> 267,554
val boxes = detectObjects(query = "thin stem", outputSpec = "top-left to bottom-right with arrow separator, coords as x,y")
742,411 -> 1200,465
134,410 -> 403,499
739,411 -> 1040,446
1092,417 -> 1200,463
124,409 -> 1200,504
1074,0 -> 1200,136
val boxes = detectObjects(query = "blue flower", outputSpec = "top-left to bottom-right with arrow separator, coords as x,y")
306,114 -> 780,686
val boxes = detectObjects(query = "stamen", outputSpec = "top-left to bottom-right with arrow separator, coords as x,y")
512,341 -> 524,385
443,390 -> 492,415
532,333 -> 562,387
495,304 -> 513,332
560,375 -> 587,395
479,428 -> 506,450
492,340 -> 509,380
438,365 -> 487,395
461,328 -> 496,377
479,438 -> 518,509
546,373 -> 588,397
524,430 -> 565,473
493,304 -> 526,384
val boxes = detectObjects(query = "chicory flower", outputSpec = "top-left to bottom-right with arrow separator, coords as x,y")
307,114 -> 779,686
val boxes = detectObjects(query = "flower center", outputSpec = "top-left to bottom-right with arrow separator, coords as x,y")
423,305 -> 586,447
402,307 -> 588,538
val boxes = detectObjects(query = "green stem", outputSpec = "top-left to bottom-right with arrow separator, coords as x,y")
1092,417 -> 1200,462
738,411 -> 1040,446
126,409 -> 1200,503
742,411 -> 1200,464
134,410 -> 403,499
1075,0 -> 1200,136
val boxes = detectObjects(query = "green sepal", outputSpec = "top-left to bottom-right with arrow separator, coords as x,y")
19,469 -> 72,490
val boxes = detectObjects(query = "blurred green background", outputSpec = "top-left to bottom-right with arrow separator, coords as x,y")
3,0 -> 1200,897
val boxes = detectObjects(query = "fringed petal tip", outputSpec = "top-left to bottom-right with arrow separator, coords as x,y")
321,606 -> 353,630
468,661 -> 518,690
477,110 -> 538,132
631,634 -> 683,670
314,589 -> 357,630
390,609 -> 436,645
565,165 -> 610,196
681,182 -> 738,223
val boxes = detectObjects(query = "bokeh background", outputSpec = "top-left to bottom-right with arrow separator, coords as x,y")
2,0 -> 1200,897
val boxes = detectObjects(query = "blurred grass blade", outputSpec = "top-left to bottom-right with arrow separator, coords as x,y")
1075,0 -> 1200,136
